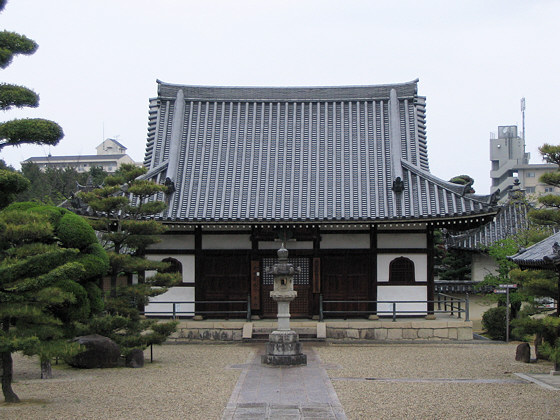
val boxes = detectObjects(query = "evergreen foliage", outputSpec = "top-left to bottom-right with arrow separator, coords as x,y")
0,168 -> 28,209
0,203 -> 108,402
77,164 -> 179,356
0,1 -> 63,210
434,175 -> 477,280
506,142 -> 560,368
482,306 -> 507,341
0,3 -> 63,152
449,174 -> 475,193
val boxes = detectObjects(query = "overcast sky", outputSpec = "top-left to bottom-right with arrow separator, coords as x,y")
1,0 -> 558,194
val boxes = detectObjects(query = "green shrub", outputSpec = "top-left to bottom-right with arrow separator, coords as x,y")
84,281 -> 104,314
28,205 -> 66,225
51,278 -> 90,322
56,212 -> 97,250
3,201 -> 41,212
482,306 -> 507,340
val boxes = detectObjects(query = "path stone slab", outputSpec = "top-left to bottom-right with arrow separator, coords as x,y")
222,346 -> 346,420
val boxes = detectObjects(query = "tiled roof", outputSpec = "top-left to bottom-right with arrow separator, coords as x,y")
141,80 -> 499,223
508,231 -> 560,269
446,200 -> 558,251
446,202 -> 530,250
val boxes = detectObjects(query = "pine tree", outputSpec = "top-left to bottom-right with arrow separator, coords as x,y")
526,143 -> 560,315
0,0 -> 64,207
0,0 -> 63,151
0,203 -> 108,403
77,164 -> 179,357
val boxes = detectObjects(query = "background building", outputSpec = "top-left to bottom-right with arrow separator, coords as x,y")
490,125 -> 557,200
22,138 -> 137,174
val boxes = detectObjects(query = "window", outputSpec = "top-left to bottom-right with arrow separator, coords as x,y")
545,187 -> 554,193
389,257 -> 415,284
162,257 -> 182,275
526,172 -> 535,178
525,187 -> 535,193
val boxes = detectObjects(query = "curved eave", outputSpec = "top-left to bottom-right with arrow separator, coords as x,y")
506,258 -> 557,271
153,210 -> 498,227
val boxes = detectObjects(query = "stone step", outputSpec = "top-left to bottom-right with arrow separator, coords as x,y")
249,326 -> 322,342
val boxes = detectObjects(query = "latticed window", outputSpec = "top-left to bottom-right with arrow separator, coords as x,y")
389,257 -> 415,284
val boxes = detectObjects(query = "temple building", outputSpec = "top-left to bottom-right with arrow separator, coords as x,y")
141,79 -> 500,318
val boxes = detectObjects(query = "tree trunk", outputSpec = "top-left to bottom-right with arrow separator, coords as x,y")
535,332 -> 543,360
40,359 -> 52,379
110,272 -> 118,298
1,318 -> 20,403
557,272 -> 560,317
1,351 -> 20,403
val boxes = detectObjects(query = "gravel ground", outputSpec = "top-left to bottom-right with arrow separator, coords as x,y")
316,342 -> 560,420
2,341 -> 559,420
0,344 -> 254,420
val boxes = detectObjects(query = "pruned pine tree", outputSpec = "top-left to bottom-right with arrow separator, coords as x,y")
0,1 -> 64,206
77,163 -> 179,357
0,203 -> 108,403
527,143 -> 560,316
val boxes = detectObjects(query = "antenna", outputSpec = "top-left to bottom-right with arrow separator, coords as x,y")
520,97 -> 526,142
521,97 -> 526,163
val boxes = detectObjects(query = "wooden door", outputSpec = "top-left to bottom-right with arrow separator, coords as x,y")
196,253 -> 250,318
321,252 -> 370,317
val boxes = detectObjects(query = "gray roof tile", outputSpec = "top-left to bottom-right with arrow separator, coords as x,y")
142,80 -> 498,223
509,231 -> 560,269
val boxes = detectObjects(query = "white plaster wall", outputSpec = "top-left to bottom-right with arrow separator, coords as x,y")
377,233 -> 426,249
321,234 -> 369,249
202,234 -> 251,249
259,241 -> 313,250
145,287 -> 195,316
146,254 -> 195,283
147,235 -> 194,250
377,253 -> 427,282
377,286 -> 427,315
472,253 -> 498,283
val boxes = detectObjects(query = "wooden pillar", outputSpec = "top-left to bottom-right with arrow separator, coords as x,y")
369,224 -> 378,313
194,226 -> 202,305
311,226 -> 321,317
427,225 -> 435,314
250,226 -> 261,314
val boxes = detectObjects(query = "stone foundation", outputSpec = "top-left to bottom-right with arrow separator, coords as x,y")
325,320 -> 473,341
168,319 -> 473,342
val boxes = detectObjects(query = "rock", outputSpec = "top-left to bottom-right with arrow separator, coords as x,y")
125,349 -> 145,368
515,342 -> 531,363
69,334 -> 121,368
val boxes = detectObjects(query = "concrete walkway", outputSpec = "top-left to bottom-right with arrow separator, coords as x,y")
515,372 -> 560,391
222,346 -> 346,420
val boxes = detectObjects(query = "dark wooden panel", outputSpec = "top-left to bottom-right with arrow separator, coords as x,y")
312,258 -> 321,293
321,252 -> 370,316
196,253 -> 250,318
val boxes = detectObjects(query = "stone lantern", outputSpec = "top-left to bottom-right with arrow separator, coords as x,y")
261,245 -> 307,366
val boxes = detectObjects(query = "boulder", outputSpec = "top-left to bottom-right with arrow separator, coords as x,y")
125,348 -> 145,368
515,342 -> 531,363
69,334 -> 121,368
